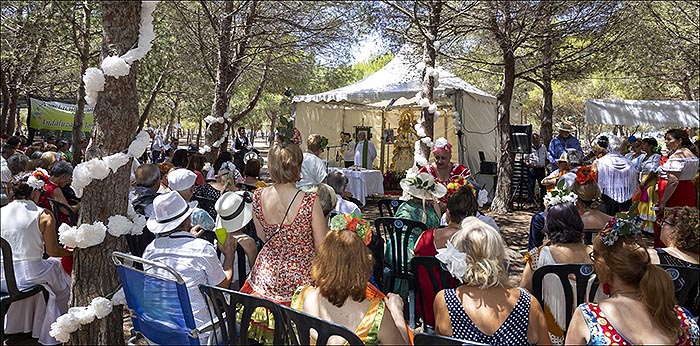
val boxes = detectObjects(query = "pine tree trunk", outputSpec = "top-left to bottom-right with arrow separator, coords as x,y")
540,15 -> 554,149
0,69 -> 8,134
490,51 -> 516,213
7,85 -> 19,136
72,1 -> 91,165
68,1 -> 141,344
418,0 -> 442,162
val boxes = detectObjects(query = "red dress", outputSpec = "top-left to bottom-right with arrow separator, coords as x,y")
241,188 -> 317,305
655,157 -> 699,247
419,163 -> 471,204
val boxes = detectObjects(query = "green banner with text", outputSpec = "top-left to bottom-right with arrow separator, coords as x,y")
29,97 -> 94,132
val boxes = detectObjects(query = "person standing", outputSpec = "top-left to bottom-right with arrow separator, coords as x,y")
526,132 -> 547,208
353,132 -> 376,169
547,120 -> 582,170
147,129 -> 164,164
341,132 -> 355,168
231,126 -> 252,173
592,135 -> 638,216
297,134 -> 328,189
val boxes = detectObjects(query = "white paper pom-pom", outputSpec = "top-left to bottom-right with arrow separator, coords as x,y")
478,189 -> 489,207
421,136 -> 434,148
428,104 -> 438,114
204,116 -> 217,124
71,164 -> 91,198
107,215 -> 133,237
419,98 -> 431,108
416,62 -> 425,71
77,222 -> 107,248
128,131 -> 151,158
432,70 -> 440,79
68,306 -> 96,325
91,297 -> 113,319
127,201 -> 137,218
198,145 -> 211,154
121,1 -> 158,64
414,92 -> 422,103
203,162 -> 212,172
82,67 -> 105,107
85,158 -> 110,180
101,56 -> 131,77
111,288 -> 126,306
425,66 -> 434,76
414,124 -> 427,138
130,214 -> 146,235
49,313 -> 79,343
102,153 -> 131,173
58,223 -> 79,248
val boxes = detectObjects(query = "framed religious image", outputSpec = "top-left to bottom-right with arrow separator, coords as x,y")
383,129 -> 395,144
355,126 -> 371,141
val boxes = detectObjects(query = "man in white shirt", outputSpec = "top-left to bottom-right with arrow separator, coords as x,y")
525,132 -> 547,208
297,134 -> 328,188
1,144 -> 15,206
341,132 -> 355,168
143,191 -> 236,343
147,129 -> 164,164
327,171 -> 361,215
353,131 -> 376,169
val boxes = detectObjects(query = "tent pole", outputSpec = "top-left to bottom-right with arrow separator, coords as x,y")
380,108 -> 385,172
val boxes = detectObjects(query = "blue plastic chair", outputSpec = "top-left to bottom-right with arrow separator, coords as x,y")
112,252 -> 215,346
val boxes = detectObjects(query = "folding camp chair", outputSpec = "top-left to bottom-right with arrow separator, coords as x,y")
112,252 -> 216,346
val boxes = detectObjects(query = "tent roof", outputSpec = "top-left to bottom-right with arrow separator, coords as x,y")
293,47 -> 495,105
585,99 -> 699,128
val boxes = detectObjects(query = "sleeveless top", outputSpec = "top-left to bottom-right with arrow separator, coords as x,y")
247,188 -> 317,303
655,248 -> 700,317
578,303 -> 699,345
291,285 -> 386,345
444,287 -> 532,346
1,200 -> 45,262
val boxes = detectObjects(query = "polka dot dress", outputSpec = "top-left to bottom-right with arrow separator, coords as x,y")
444,287 -> 531,345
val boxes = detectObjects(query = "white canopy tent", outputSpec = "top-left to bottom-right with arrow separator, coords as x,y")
293,47 -> 509,187
585,99 -> 700,127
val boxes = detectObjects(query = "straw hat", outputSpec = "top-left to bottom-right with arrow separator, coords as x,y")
558,120 -> 576,133
214,191 -> 253,232
399,172 -> 447,201
147,191 -> 195,234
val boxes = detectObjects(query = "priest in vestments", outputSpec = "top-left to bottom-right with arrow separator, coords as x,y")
353,132 -> 376,169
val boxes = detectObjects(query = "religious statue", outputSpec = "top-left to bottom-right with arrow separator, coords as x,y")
391,110 -> 417,174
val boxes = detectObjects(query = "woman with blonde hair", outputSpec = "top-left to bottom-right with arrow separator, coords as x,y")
434,217 -> 550,345
566,214 -> 699,344
292,214 -> 412,345
649,206 -> 699,316
240,123 -> 328,342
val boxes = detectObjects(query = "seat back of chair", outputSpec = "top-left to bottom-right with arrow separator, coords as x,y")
414,332 -> 489,346
377,199 -> 403,217
198,284 -> 287,345
279,304 -> 363,346
532,263 -> 598,334
112,252 -> 200,346
47,198 -> 77,226
235,244 -> 247,288
1,237 -> 20,297
659,264 -> 699,313
375,217 -> 427,276
410,256 -> 459,328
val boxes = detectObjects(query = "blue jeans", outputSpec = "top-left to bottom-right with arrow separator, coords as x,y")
528,212 -> 545,250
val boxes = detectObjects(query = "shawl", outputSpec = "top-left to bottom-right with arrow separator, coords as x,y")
596,153 -> 638,203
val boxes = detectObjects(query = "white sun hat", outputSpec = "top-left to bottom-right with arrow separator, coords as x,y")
214,191 -> 254,233
146,191 -> 195,234
399,172 -> 447,201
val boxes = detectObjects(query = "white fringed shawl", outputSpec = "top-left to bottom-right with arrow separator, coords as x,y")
596,153 -> 639,203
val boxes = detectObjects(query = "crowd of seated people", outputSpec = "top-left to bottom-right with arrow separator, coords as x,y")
2,126 -> 700,346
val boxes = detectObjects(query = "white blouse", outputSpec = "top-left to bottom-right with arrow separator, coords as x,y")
657,157 -> 699,181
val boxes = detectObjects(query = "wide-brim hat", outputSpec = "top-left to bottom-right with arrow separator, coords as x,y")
556,151 -> 569,163
558,121 -> 576,133
215,191 -> 253,233
399,172 -> 447,200
147,191 -> 195,234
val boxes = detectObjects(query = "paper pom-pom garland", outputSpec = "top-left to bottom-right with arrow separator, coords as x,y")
128,131 -> 151,158
58,222 -> 107,249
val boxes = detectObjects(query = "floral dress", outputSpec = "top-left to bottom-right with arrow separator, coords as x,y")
577,303 -> 699,345
419,163 -> 471,204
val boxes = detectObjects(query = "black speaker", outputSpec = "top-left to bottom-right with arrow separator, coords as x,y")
509,124 -> 532,153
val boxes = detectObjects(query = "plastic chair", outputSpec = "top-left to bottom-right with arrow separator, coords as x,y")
659,264 -> 699,314
410,256 -> 460,329
414,333 -> 489,346
198,284 -> 287,345
377,199 -> 404,217
532,263 -> 599,335
374,217 -> 428,328
1,237 -> 49,331
279,304 -> 364,345
112,251 -> 215,346
47,198 -> 77,226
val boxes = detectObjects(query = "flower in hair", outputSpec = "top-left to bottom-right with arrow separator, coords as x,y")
275,116 -> 302,145
319,136 -> 329,150
26,175 -> 45,190
436,241 -> 466,283
600,202 -> 644,246
446,176 -> 475,197
543,180 -> 578,207
330,213 -> 372,245
32,168 -> 50,184
575,166 -> 597,185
